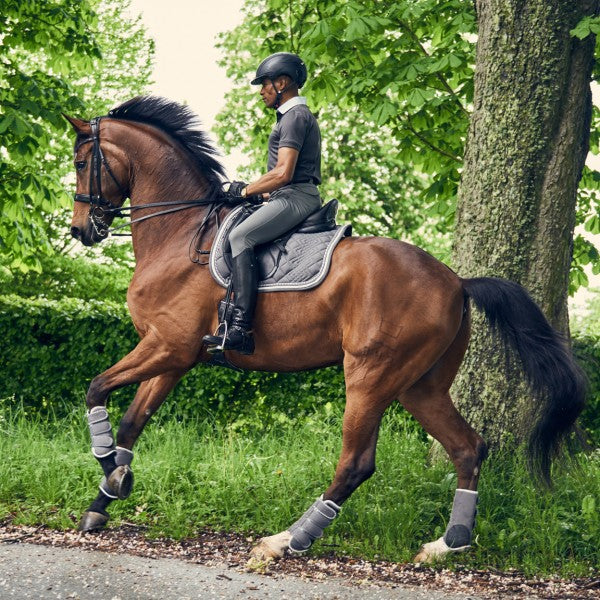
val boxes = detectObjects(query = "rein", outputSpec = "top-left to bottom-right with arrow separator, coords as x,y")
73,115 -> 226,240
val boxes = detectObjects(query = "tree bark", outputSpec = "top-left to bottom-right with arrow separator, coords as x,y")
452,0 -> 598,447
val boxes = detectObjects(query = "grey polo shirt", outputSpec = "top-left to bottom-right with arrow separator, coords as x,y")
267,96 -> 321,185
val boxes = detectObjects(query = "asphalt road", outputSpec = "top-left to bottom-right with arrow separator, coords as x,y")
0,542 -> 485,600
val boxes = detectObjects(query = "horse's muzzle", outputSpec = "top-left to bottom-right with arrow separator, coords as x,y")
71,224 -> 105,246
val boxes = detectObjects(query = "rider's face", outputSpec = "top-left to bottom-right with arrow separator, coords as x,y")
259,77 -> 285,108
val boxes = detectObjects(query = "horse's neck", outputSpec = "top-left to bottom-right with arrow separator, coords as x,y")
124,132 -> 218,262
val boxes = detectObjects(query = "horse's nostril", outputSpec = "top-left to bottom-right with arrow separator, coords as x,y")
71,226 -> 81,240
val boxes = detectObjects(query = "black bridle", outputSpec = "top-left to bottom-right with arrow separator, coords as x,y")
73,116 -> 226,240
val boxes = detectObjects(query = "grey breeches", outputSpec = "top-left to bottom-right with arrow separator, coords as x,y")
229,183 -> 321,258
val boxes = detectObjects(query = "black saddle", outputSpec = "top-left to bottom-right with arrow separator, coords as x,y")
293,199 -> 339,234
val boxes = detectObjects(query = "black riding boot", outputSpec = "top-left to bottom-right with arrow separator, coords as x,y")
204,248 -> 257,355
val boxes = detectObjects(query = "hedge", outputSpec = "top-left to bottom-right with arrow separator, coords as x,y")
0,294 -> 346,429
0,294 -> 598,442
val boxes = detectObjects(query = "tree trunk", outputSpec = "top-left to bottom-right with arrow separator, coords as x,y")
452,0 -> 598,447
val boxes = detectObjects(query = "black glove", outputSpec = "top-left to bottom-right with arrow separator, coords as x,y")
224,180 -> 247,204
224,181 -> 264,205
246,193 -> 265,205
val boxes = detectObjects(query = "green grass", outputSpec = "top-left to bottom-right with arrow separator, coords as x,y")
0,403 -> 598,578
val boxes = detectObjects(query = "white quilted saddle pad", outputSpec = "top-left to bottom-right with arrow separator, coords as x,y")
209,205 -> 352,292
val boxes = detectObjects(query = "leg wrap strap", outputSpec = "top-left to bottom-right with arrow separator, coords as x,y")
99,477 -> 118,499
115,446 -> 134,466
288,495 -> 341,553
88,407 -> 115,458
443,488 -> 478,549
99,448 -> 134,501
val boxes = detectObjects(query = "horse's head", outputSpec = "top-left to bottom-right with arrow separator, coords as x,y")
64,115 -> 130,246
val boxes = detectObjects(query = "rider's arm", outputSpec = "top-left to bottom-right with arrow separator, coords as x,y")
245,147 -> 299,196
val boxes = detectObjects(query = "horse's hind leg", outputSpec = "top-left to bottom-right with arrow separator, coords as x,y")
250,356 -> 398,561
400,320 -> 488,561
404,389 -> 487,561
79,370 -> 183,532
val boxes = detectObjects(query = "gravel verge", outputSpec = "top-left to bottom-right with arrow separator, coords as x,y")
1,519 -> 598,599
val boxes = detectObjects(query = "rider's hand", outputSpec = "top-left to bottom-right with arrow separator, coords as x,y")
246,193 -> 265,205
224,181 -> 264,205
223,181 -> 247,203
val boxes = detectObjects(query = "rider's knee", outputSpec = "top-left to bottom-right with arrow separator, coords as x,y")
230,234 -> 252,258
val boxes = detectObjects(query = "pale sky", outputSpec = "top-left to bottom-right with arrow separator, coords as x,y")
126,0 -> 248,176
126,0 -> 598,313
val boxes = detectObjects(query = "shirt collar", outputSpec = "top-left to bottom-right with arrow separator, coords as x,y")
277,96 -> 307,115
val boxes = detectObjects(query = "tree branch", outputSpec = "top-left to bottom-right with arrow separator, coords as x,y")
404,114 -> 462,162
27,15 -> 70,39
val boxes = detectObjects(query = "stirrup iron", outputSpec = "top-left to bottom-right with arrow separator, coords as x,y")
204,320 -> 228,353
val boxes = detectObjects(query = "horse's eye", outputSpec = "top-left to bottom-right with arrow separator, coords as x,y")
75,161 -> 87,171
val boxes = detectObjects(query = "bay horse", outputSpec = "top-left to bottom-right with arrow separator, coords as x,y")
65,96 -> 585,562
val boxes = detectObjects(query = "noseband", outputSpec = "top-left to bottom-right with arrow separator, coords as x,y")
74,117 -> 128,238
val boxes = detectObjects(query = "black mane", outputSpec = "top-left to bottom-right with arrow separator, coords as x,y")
108,96 -> 226,197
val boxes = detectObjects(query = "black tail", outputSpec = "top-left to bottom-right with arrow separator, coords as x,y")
462,277 -> 587,486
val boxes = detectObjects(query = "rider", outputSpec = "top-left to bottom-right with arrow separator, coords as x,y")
204,52 -> 322,355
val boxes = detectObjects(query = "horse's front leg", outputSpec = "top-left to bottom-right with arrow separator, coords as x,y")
80,370 -> 184,531
79,334 -> 189,531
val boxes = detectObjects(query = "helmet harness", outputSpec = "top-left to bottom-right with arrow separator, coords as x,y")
268,77 -> 295,110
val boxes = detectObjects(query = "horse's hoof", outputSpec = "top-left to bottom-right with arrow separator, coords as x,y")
250,531 -> 292,561
78,511 -> 109,532
413,536 -> 470,563
107,465 -> 134,500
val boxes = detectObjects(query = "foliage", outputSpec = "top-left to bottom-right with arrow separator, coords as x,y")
1,404 -> 598,577
217,0 -> 600,282
570,15 -> 600,41
571,297 -> 600,445
573,335 -> 600,446
562,17 -> 600,293
0,0 -> 153,271
0,245 -> 133,303
0,294 -> 347,430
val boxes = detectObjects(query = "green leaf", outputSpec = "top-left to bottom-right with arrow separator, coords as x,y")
448,54 -> 462,68
584,215 -> 600,234
345,17 -> 371,41
570,16 -> 600,39
0,114 -> 15,134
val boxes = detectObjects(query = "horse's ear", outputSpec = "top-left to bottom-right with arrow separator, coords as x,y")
62,114 -> 90,134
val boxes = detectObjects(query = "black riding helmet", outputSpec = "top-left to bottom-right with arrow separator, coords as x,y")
251,52 -> 307,88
